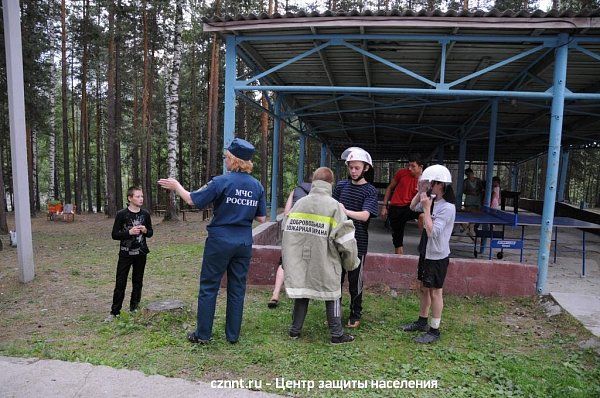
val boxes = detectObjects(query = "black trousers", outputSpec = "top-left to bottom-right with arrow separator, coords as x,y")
341,255 -> 365,321
289,298 -> 344,338
111,255 -> 147,315
389,205 -> 420,248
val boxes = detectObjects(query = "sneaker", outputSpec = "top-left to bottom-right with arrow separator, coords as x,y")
187,332 -> 210,345
402,321 -> 430,332
414,331 -> 440,344
331,333 -> 355,344
346,319 -> 361,328
267,299 -> 279,309
289,331 -> 300,340
103,314 -> 117,323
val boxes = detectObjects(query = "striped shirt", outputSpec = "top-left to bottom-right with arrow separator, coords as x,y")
333,179 -> 379,255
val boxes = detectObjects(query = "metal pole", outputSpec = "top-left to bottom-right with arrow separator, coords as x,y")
537,33 -> 569,294
270,96 -> 282,221
557,150 -> 569,202
481,99 -> 498,253
3,0 -> 35,282
298,134 -> 306,185
456,137 -> 467,210
223,35 -> 237,173
484,99 -> 498,207
511,164 -> 519,191
320,143 -> 327,167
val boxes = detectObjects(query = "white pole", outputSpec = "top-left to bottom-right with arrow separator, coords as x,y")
3,0 -> 35,282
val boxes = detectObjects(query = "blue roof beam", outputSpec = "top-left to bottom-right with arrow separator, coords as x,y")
242,39 -> 333,85
285,94 -> 352,116
234,84 -> 558,99
293,97 -> 487,118
447,44 -> 548,89
572,44 -> 600,63
340,40 -> 437,88
237,33 -> 557,45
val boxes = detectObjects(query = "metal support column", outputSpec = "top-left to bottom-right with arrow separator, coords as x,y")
3,0 -> 35,282
437,145 -> 445,165
511,164 -> 519,192
481,99 -> 498,253
537,34 -> 569,294
270,96 -> 282,221
557,150 -> 569,203
455,137 -> 467,209
223,35 -> 237,173
298,134 -> 306,185
320,143 -> 328,167
484,99 -> 498,207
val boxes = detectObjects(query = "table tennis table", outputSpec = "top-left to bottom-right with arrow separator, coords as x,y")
454,207 -> 600,276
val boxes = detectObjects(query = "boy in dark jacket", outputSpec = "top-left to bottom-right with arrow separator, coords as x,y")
105,186 -> 153,321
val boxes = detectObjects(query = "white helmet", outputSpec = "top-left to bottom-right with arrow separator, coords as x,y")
420,164 -> 452,183
341,147 -> 373,167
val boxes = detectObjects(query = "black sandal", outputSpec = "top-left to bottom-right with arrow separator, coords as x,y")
267,299 -> 279,309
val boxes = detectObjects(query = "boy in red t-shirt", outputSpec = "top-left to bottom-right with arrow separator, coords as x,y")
381,155 -> 424,255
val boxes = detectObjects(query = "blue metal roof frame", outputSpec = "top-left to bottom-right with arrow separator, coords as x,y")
203,9 -> 600,163
206,9 -> 600,292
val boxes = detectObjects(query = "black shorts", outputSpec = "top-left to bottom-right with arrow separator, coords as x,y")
389,205 -> 421,248
417,255 -> 449,289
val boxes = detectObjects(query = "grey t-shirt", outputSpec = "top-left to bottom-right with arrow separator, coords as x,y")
415,198 -> 456,260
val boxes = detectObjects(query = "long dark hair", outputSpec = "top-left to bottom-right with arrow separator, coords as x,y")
442,183 -> 456,204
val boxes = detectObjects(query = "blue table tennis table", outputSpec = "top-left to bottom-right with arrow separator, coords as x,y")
454,207 -> 600,276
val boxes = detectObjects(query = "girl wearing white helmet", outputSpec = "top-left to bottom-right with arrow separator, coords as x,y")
403,164 -> 456,344
334,147 -> 379,329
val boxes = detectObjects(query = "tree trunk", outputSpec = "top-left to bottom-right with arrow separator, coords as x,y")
95,59 -> 103,213
25,124 -> 36,216
206,0 -> 221,181
106,1 -> 117,216
49,53 -> 58,201
79,0 -> 91,213
260,94 -> 269,190
61,0 -> 72,204
207,32 -> 221,181
278,119 -> 284,205
165,0 -> 183,221
114,0 -> 123,209
189,43 -> 200,188
72,31 -> 82,213
132,69 -> 140,186
32,128 -> 40,212
141,0 -> 153,212
0,135 -> 8,234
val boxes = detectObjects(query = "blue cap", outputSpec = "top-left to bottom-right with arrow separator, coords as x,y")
227,138 -> 255,161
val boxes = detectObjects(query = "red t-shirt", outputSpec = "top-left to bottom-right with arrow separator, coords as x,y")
390,168 -> 418,207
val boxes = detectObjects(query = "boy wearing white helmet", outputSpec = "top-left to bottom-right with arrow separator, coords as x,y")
334,147 -> 379,329
403,164 -> 456,343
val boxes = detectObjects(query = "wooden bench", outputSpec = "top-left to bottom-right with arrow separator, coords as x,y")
154,206 -> 212,221
153,205 -> 166,218
48,203 -> 75,222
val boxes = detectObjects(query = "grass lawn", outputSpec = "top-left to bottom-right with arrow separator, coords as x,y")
0,213 -> 599,397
